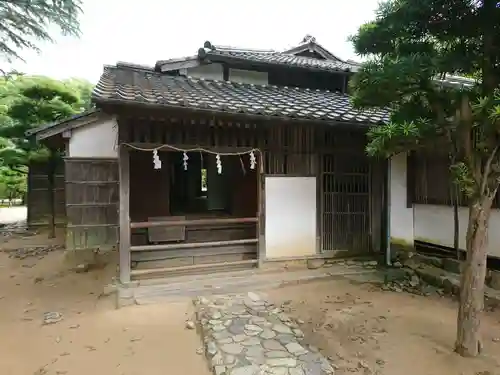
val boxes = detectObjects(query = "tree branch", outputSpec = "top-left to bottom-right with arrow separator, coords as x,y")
10,167 -> 27,175
480,144 -> 499,196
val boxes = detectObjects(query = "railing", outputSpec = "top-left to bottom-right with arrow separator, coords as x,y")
128,216 -> 259,278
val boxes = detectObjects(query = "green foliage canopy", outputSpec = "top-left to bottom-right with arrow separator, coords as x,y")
349,0 -> 500,202
0,0 -> 83,64
0,75 -> 94,168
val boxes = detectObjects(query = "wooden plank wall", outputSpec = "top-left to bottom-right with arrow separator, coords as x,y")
118,115 -> 381,257
118,116 -> 316,175
27,159 -> 65,228
65,158 -> 119,251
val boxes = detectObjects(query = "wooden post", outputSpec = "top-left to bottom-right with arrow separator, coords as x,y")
315,151 -> 321,253
257,169 -> 265,267
119,144 -> 131,284
47,149 -> 57,239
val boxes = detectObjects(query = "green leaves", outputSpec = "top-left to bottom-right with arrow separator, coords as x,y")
0,75 -> 94,167
365,119 -> 431,157
0,0 -> 83,62
0,164 -> 26,200
350,0 -> 500,203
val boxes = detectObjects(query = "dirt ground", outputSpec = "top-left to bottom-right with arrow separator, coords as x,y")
2,228 -> 500,375
269,281 -> 500,375
0,230 -> 211,375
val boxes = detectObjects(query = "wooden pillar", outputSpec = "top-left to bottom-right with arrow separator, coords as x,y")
257,163 -> 265,267
315,151 -> 322,253
119,144 -> 131,283
47,149 -> 57,239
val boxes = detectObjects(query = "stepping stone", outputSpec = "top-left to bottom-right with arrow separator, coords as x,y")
229,364 -> 260,375
213,324 -> 226,332
276,334 -> 295,344
289,368 -> 305,375
206,341 -> 218,355
233,334 -> 248,343
273,324 -> 292,334
260,329 -> 276,339
267,367 -> 288,375
241,337 -> 261,346
263,340 -> 285,351
245,345 -> 264,357
266,358 -> 297,367
266,351 -> 290,358
244,324 -> 263,332
220,343 -> 244,355
213,331 -> 232,340
285,342 -> 308,356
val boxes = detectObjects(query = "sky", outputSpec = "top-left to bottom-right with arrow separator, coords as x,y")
5,0 -> 380,84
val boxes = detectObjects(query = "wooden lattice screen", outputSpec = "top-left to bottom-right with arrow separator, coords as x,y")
410,152 -> 500,208
319,131 -> 372,253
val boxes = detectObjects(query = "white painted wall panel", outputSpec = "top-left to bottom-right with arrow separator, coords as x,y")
414,204 -> 500,258
186,64 -> 224,80
265,176 -> 317,259
229,68 -> 268,85
389,153 -> 414,245
68,118 -> 118,158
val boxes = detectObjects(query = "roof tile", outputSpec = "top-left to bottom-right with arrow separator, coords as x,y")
200,48 -> 357,73
92,66 -> 389,125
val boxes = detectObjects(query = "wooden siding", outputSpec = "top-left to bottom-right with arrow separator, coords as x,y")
27,159 -> 65,227
65,158 -> 119,251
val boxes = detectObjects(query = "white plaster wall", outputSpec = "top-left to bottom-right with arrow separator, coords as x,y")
265,177 -> 317,258
229,69 -> 268,85
184,64 -> 269,85
68,118 -> 118,158
186,64 -> 224,80
389,153 -> 414,245
414,204 -> 500,258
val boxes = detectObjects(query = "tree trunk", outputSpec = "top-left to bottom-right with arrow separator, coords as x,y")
450,181 -> 460,259
455,196 -> 493,357
453,196 -> 460,259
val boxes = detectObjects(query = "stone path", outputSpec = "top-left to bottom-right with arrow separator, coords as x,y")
194,292 -> 335,375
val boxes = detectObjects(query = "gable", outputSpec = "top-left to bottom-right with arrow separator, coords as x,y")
283,36 -> 345,62
155,39 -> 358,76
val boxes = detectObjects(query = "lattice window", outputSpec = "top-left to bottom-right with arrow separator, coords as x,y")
408,151 -> 499,208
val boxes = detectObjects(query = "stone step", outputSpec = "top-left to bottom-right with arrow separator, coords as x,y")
132,268 -> 377,305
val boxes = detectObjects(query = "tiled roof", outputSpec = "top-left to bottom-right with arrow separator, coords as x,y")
198,45 -> 357,73
282,36 -> 345,62
92,65 -> 389,125
26,109 -> 99,137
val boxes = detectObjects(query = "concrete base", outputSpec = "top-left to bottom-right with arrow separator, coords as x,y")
390,240 -> 415,262
115,263 -> 380,308
442,258 -> 463,274
489,270 -> 500,290
63,248 -> 118,271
